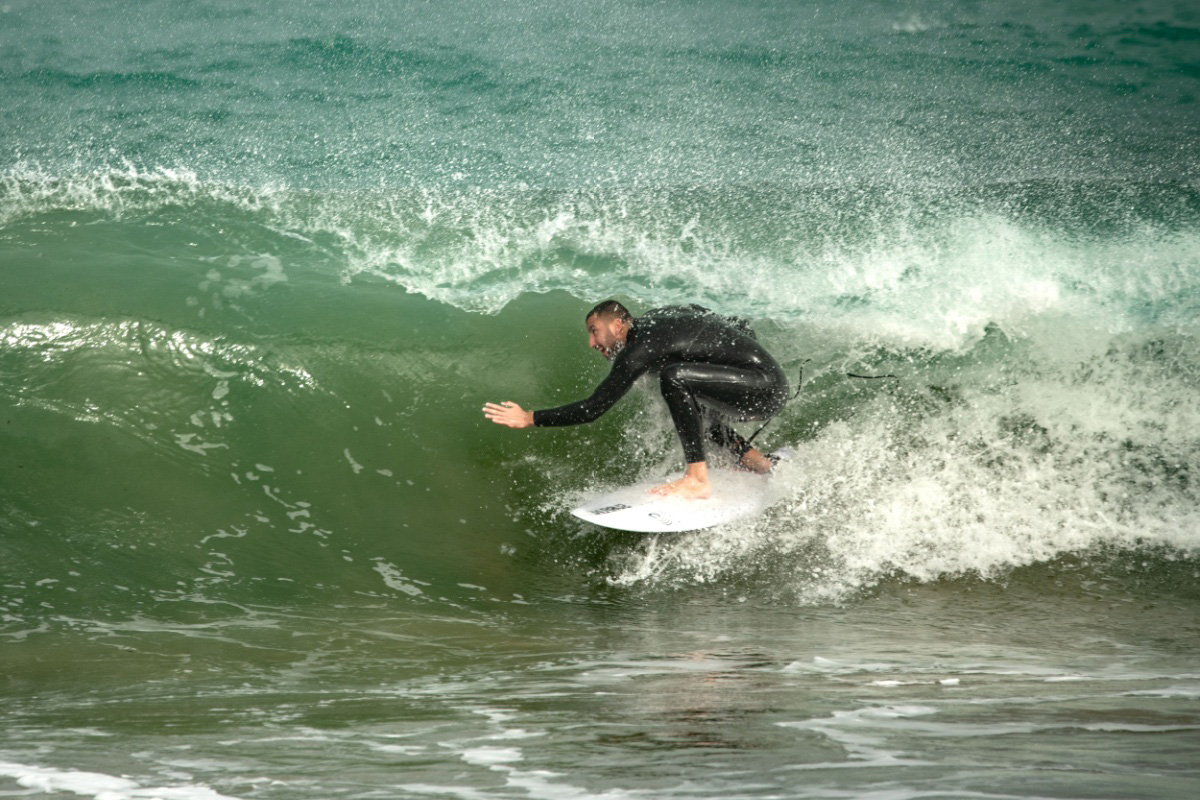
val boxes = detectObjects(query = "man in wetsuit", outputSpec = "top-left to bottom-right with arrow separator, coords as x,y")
483,301 -> 789,499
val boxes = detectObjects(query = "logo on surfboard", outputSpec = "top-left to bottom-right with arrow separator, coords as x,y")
590,503 -> 631,515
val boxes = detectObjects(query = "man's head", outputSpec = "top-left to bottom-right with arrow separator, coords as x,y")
585,300 -> 632,360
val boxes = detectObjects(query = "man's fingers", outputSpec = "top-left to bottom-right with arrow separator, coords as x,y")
483,401 -> 523,427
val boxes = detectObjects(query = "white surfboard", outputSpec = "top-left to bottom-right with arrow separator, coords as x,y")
571,469 -> 777,533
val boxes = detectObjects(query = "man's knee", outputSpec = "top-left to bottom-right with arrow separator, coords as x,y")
658,363 -> 692,403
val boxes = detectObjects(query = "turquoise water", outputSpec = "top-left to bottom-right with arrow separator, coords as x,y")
3,1 -> 1200,798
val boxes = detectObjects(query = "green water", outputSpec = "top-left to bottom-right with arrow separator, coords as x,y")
3,0 -> 1200,797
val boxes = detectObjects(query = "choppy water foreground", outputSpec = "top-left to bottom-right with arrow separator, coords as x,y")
3,567 -> 1199,800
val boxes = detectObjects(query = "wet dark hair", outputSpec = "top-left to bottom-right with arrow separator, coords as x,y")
585,300 -> 632,323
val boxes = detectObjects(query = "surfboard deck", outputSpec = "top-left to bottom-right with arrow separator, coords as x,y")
570,469 -> 777,533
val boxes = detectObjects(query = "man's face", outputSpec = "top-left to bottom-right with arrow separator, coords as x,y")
586,314 -> 627,360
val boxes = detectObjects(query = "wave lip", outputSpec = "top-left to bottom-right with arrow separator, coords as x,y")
4,164 -> 1198,337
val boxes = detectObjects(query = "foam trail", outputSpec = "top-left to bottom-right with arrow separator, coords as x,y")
0,761 -> 241,800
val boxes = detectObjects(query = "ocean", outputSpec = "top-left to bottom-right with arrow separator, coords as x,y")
2,0 -> 1199,797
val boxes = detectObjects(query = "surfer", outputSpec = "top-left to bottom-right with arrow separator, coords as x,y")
483,301 -> 789,499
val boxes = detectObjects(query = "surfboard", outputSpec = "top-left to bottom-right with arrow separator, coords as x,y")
570,469 -> 778,533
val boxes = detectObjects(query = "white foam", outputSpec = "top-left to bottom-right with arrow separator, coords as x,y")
776,705 -> 939,766
0,761 -> 240,800
607,316 -> 1200,600
460,747 -> 523,766
1124,685 -> 1200,699
372,560 -> 427,597
216,254 -> 288,300
0,162 -> 275,229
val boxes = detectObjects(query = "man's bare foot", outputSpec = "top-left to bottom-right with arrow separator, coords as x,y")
738,448 -> 774,474
649,461 -> 712,499
649,474 -> 712,499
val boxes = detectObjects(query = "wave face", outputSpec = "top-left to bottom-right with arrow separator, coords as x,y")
2,166 -> 1197,607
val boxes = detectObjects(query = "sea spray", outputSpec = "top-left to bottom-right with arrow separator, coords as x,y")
603,322 -> 1199,600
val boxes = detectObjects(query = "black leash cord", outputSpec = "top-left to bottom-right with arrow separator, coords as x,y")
744,363 -> 897,448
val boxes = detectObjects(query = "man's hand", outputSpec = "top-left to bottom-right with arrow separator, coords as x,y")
483,401 -> 534,429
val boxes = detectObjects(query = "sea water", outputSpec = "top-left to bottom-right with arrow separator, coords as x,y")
2,1 -> 1199,798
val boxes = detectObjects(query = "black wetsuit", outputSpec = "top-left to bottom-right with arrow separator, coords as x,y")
533,306 -> 789,463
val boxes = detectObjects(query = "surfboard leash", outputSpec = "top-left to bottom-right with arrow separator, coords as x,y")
744,361 -> 898,448
744,359 -> 810,448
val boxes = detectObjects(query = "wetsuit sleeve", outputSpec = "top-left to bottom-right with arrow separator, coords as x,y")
532,355 -> 642,427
